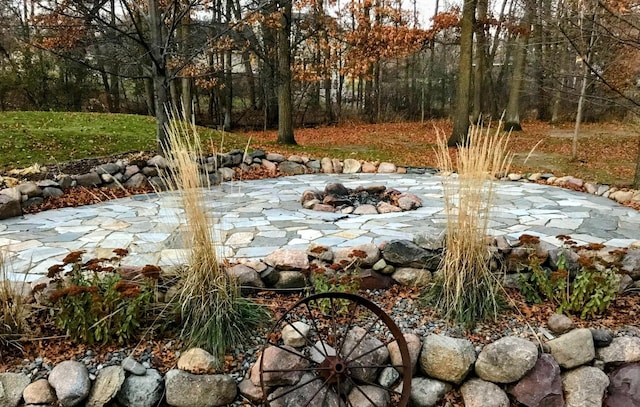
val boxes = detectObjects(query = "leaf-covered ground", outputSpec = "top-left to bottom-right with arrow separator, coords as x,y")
246,120 -> 640,187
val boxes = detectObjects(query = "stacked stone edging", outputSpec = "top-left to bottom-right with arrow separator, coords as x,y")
1,151 -> 639,220
4,240 -> 640,406
2,320 -> 639,406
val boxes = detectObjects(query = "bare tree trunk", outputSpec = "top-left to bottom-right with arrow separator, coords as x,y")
109,0 -> 119,112
148,0 -> 170,151
276,0 -> 295,144
572,60 -> 589,160
180,14 -> 192,121
426,0 -> 439,117
472,0 -> 488,123
504,32 -> 528,131
572,10 -> 597,160
222,0 -> 232,130
317,0 -> 333,123
448,0 -> 477,146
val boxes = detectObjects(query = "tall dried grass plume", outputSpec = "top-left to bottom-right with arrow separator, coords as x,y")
161,109 -> 269,364
0,251 -> 29,355
429,121 -> 512,327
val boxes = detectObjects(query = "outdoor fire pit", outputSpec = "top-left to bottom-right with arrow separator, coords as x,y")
301,182 -> 422,214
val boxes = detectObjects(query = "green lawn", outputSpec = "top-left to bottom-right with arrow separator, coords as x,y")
0,112 -> 250,171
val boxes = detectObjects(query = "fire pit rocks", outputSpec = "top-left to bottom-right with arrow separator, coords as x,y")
301,182 -> 422,214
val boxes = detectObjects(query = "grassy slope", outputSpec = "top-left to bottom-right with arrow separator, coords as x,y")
0,112 -> 248,171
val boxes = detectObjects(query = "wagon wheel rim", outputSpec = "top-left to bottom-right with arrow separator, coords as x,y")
260,292 -> 412,407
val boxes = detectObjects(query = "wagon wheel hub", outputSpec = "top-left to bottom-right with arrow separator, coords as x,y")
319,355 -> 348,384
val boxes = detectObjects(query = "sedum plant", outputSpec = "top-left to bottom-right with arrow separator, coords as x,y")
47,249 -> 153,344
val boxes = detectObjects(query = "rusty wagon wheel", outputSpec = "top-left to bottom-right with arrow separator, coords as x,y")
259,292 -> 412,407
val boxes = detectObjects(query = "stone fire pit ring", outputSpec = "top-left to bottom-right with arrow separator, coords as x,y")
301,182 -> 423,215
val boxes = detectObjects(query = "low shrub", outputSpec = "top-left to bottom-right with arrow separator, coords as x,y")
519,236 -> 620,319
46,249 -> 154,344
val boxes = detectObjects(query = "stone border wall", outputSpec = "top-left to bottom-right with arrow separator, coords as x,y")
3,309 -> 639,406
1,149 -> 640,220
4,240 -> 640,406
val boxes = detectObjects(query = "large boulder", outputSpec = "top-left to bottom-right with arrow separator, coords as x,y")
605,363 -> 640,407
48,360 -> 91,406
250,345 -> 309,387
461,378 -> 510,407
342,158 -> 362,173
278,161 -> 306,175
622,249 -> 640,279
342,326 -> 390,383
562,366 -> 609,407
508,354 -> 564,407
147,155 -> 169,169
596,337 -> 640,366
281,321 -> 311,348
16,182 -> 42,197
388,333 -> 421,375
274,271 -> 306,289
86,366 -> 125,407
267,373 -> 340,407
264,249 -> 309,271
177,348 -> 218,374
165,370 -> 237,407
96,163 -> 121,175
392,267 -> 432,287
320,157 -> 334,173
545,328 -> 595,369
397,193 -> 422,210
547,314 -> 574,334
475,337 -> 538,383
347,385 -> 390,407
116,369 -> 164,407
334,243 -> 380,267
382,240 -> 440,269
123,172 -> 148,188
75,172 -> 102,187
22,378 -> 56,405
0,190 -> 21,219
420,334 -> 476,384
0,372 -> 30,407
377,162 -> 397,173
409,377 -> 451,407
237,378 -> 265,403
226,264 -> 265,290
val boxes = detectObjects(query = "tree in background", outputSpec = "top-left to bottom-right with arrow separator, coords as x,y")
277,0 -> 295,144
449,0 -> 477,146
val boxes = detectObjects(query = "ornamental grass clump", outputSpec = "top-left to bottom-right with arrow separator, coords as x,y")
428,122 -> 512,327
0,251 -> 30,355
162,110 -> 270,364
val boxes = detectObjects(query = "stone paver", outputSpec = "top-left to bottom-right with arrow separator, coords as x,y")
1,173 -> 639,281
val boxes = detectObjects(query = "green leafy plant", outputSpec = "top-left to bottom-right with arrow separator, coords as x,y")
47,249 -> 154,344
519,238 -> 620,319
310,257 -> 362,313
